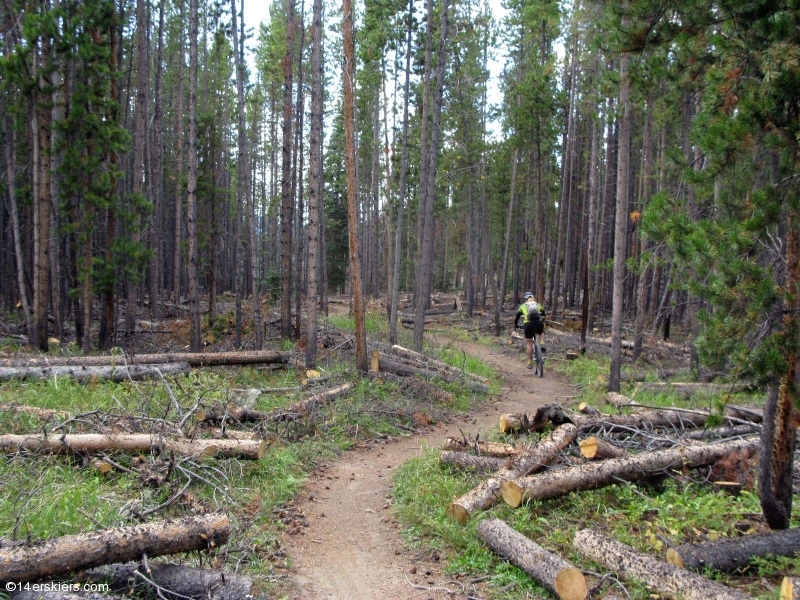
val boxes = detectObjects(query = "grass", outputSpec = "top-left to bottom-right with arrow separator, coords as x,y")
391,346 -> 796,600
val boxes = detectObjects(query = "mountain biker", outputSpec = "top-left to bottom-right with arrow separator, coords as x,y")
514,292 -> 546,369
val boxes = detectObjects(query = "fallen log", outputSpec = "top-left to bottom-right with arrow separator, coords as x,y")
390,344 -> 486,384
578,436 -> 626,460
500,404 -> 574,434
0,433 -> 266,460
0,514 -> 230,583
1,350 -> 296,368
477,518 -> 587,600
782,577 -> 800,600
576,408 -> 713,434
681,424 -> 760,440
501,437 -> 759,508
439,450 -> 508,473
447,424 -> 577,525
374,355 -> 489,394
442,437 -> 519,457
0,363 -> 191,383
0,403 -> 69,419
82,561 -> 252,600
604,392 -> 643,412
573,528 -> 753,600
635,382 -> 738,399
666,527 -> 800,573
11,590 -> 119,600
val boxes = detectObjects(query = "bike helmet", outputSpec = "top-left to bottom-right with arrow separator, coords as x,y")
523,292 -> 533,300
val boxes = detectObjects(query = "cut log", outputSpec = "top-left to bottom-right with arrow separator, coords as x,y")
82,562 -> 252,600
375,355 -> 489,394
1,350 -> 295,368
577,408 -> 714,434
635,382 -> 737,399
477,518 -> 587,600
578,436 -> 626,460
277,381 -> 355,420
500,404 -> 574,434
604,392 -> 643,412
681,424 -> 761,440
0,433 -> 266,460
442,438 -> 519,457
447,424 -> 577,525
666,527 -> 800,573
399,376 -> 455,404
577,402 -> 600,415
782,577 -> 800,600
501,437 -> 759,508
439,450 -> 508,473
0,514 -> 230,583
573,529 -> 753,600
0,363 -> 191,383
390,344 -> 486,384
0,403 -> 69,419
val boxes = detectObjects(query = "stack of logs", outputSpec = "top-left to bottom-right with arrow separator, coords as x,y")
0,514 -> 255,600
442,393 -> 800,600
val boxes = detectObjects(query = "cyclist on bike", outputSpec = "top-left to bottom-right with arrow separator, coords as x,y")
514,292 -> 546,369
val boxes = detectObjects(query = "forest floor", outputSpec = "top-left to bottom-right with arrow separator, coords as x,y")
279,334 -> 577,600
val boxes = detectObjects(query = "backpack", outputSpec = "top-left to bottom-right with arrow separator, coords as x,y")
524,301 -> 542,324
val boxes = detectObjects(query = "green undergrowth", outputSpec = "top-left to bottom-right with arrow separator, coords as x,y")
392,348 -> 793,600
0,332 -> 493,598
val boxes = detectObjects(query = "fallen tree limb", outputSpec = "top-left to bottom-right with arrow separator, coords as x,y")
439,451 -> 508,473
82,561 -> 252,600
666,527 -> 800,573
0,363 -> 191,383
573,529 -> 753,600
1,350 -> 296,368
442,437 -> 519,457
0,433 -> 266,460
477,518 -> 587,600
373,354 -> 489,394
446,424 -> 577,525
576,408 -> 714,434
0,513 -> 230,583
501,437 -> 759,508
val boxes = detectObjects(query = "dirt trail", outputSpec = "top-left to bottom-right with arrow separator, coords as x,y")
281,337 -> 576,599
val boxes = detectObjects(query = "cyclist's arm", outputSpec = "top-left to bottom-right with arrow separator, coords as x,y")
514,311 -> 523,329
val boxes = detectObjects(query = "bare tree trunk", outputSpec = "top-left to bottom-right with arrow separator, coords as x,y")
499,147 -> 519,310
341,0 -> 367,371
173,14 -> 185,304
608,42 -> 631,393
280,0 -> 296,339
389,0 -> 413,346
187,0 -> 201,351
305,0 -> 323,369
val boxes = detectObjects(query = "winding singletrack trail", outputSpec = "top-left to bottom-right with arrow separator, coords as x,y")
281,336 -> 576,599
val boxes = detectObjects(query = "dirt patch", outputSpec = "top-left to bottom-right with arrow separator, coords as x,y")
279,336 -> 577,599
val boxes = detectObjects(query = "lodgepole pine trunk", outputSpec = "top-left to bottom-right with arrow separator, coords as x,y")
573,529 -> 753,600
478,519 -> 587,600
666,527 -> 800,573
390,345 -> 485,383
447,424 -> 577,525
83,562 -> 251,600
2,350 -> 295,368
0,514 -> 230,583
782,577 -> 800,600
0,363 -> 191,383
502,438 -> 759,508
374,355 -> 489,394
579,436 -> 626,460
442,438 -> 519,457
0,433 -> 266,460
439,451 -> 508,473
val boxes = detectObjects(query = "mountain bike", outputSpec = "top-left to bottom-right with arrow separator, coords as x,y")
532,332 -> 544,378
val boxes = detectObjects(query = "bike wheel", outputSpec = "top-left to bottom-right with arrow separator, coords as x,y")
534,338 -> 544,378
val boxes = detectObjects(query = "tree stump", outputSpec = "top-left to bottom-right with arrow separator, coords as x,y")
477,518 -> 587,600
578,436 -> 626,460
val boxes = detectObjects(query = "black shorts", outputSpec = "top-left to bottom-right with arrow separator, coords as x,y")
524,321 -> 544,338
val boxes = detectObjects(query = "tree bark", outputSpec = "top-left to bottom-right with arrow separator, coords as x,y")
2,350 -> 295,368
0,433 -> 266,460
186,0 -> 201,351
502,438 -> 758,508
0,514 -> 230,583
442,438 -> 519,457
280,0 -> 296,340
576,408 -> 714,434
0,363 -> 191,383
439,451 -> 508,473
447,424 -> 577,525
609,39 -> 631,393
573,529 -> 753,600
477,519 -> 587,600
81,562 -> 251,600
666,527 -> 800,573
